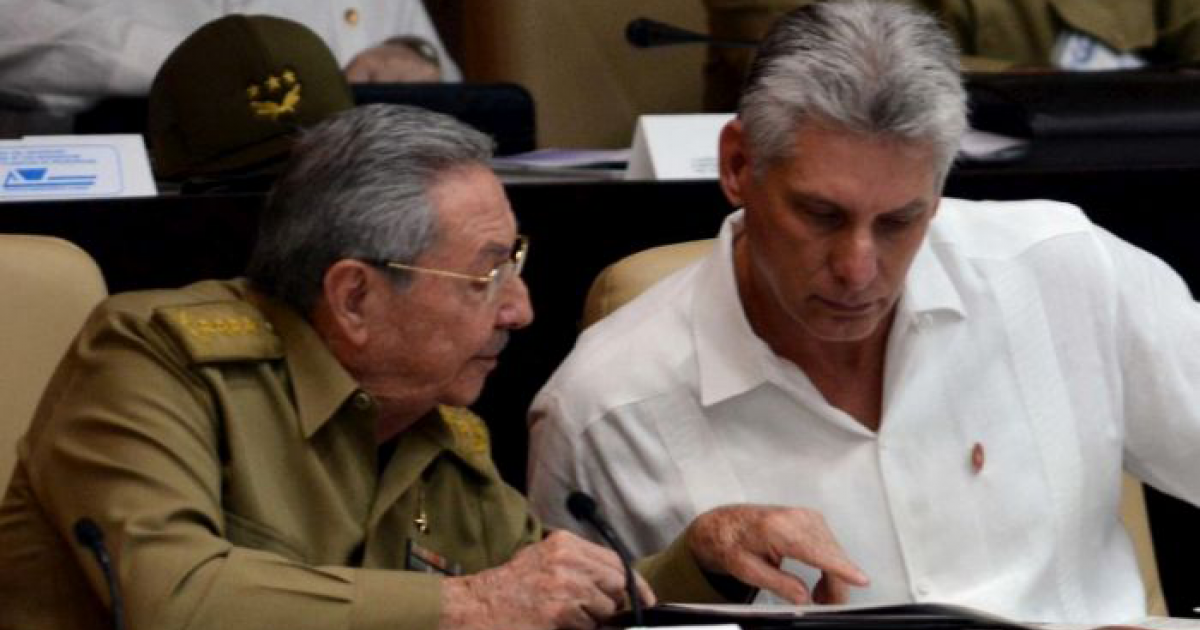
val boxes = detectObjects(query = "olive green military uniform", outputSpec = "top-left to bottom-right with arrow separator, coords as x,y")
0,279 -> 721,630
703,0 -> 1200,111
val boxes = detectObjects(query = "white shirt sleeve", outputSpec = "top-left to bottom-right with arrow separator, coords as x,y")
527,391 -> 593,536
383,0 -> 460,81
1102,226 -> 1200,503
0,0 -> 190,115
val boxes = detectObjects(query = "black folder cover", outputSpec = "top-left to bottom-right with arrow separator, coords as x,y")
967,70 -> 1200,139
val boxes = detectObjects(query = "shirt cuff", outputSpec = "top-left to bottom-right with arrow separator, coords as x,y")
636,534 -> 743,604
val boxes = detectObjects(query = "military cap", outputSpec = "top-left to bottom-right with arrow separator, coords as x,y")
148,14 -> 354,181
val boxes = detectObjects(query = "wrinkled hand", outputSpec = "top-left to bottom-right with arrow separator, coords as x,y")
686,504 -> 869,604
441,530 -> 656,630
344,42 -> 441,83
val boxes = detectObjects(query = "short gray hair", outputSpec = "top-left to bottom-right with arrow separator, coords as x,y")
738,0 -> 967,181
246,103 -> 495,315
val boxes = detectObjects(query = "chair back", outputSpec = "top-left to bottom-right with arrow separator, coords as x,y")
581,239 -> 715,329
582,238 -> 1166,616
0,235 -> 107,490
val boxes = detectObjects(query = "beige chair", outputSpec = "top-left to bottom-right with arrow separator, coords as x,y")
0,235 -> 107,491
582,239 -> 1167,616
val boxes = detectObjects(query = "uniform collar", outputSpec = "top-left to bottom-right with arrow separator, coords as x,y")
691,209 -> 966,408
414,406 -> 495,478
248,288 -> 362,439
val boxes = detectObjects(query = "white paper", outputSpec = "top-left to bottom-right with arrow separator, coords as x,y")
959,129 -> 1029,162
1041,618 -> 1200,630
625,114 -> 734,180
0,134 -> 156,202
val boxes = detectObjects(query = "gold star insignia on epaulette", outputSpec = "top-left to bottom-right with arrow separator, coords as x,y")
440,407 -> 490,459
247,68 -> 302,121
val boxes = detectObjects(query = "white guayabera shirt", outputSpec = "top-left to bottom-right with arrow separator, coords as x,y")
529,201 -> 1200,625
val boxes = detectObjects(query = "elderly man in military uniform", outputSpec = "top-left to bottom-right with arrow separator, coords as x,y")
0,103 -> 867,630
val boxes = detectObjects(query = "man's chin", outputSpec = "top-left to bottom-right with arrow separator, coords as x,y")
439,368 -> 493,408
801,315 -> 887,343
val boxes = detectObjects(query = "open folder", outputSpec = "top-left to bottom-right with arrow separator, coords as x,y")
607,602 -> 1038,630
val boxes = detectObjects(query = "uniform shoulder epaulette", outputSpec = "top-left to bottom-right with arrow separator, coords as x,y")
155,300 -> 284,365
439,406 -> 493,470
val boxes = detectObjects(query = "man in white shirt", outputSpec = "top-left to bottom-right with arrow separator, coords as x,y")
528,0 -> 1200,624
0,0 -> 459,135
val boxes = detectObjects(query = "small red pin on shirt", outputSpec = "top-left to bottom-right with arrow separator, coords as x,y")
971,442 -> 985,474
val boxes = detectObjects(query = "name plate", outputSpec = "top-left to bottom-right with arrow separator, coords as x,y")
625,114 -> 734,181
0,135 -> 156,201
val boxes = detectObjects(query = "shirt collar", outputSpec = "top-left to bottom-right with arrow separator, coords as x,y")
692,211 -> 776,407
900,216 -> 966,324
690,209 -> 966,408
248,288 -> 362,439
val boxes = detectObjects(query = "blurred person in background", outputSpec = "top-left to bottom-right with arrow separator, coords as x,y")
0,0 -> 460,136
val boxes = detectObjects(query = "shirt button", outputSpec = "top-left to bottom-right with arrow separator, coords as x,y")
352,391 -> 372,410
915,583 -> 930,597
971,442 -> 986,474
344,8 -> 360,26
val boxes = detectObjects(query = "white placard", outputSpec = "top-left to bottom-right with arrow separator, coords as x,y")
0,134 -> 156,202
625,113 -> 734,181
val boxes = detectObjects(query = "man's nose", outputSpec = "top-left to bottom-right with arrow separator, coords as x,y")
496,276 -> 534,329
829,230 -> 879,291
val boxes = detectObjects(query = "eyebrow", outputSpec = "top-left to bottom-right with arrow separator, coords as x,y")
787,190 -> 930,218
473,238 -> 516,267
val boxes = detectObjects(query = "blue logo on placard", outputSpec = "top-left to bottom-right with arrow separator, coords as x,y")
4,167 -> 96,190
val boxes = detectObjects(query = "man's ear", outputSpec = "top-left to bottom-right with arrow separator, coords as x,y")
718,119 -> 752,208
320,260 -> 376,347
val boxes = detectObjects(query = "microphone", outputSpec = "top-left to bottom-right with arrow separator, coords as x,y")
73,518 -> 127,630
625,18 -> 759,49
566,491 -> 644,627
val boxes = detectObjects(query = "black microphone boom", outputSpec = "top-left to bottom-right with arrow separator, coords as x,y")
74,518 -> 127,630
625,18 -> 759,49
566,491 -> 645,627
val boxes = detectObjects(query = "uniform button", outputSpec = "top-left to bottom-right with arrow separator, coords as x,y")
344,8 -> 360,26
352,391 -> 372,410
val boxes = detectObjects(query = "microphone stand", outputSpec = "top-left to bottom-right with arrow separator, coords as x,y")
566,491 -> 645,627
625,17 -> 759,49
74,518 -> 127,630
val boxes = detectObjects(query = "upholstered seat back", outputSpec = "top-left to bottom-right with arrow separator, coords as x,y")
0,235 -> 107,490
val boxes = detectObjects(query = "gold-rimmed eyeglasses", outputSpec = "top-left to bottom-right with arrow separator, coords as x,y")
370,235 -> 529,303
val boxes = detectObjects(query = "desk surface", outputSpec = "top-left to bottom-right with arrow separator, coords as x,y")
2,165 -> 1199,616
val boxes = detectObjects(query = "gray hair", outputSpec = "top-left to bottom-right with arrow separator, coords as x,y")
738,0 -> 967,181
246,103 -> 495,315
